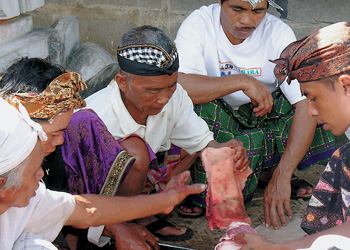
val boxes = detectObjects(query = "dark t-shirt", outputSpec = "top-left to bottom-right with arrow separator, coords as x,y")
41,145 -> 70,193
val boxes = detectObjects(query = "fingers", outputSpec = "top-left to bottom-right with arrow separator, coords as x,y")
144,232 -> 159,250
187,183 -> 207,196
277,202 -> 286,227
252,91 -> 273,117
284,199 -> 293,219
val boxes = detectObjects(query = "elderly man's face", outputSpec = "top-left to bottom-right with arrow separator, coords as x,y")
0,141 -> 45,208
219,0 -> 267,45
117,72 -> 178,122
300,75 -> 350,136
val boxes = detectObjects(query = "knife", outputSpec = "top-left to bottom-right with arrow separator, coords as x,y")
159,242 -> 196,250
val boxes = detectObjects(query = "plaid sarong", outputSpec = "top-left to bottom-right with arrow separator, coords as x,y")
192,90 -> 336,206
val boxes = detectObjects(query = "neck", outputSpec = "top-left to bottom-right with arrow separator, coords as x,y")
0,204 -> 10,215
120,91 -> 147,125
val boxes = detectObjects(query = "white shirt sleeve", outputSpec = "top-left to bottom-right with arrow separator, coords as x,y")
169,85 -> 214,154
25,183 -> 76,242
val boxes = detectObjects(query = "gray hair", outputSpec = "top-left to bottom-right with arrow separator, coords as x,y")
0,154 -> 31,190
119,25 -> 176,55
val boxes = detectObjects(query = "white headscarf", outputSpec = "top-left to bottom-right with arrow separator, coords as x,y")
242,0 -> 283,10
0,98 -> 47,175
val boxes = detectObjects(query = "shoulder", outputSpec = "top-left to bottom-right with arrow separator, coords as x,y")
85,82 -> 115,110
262,14 -> 295,36
179,4 -> 218,30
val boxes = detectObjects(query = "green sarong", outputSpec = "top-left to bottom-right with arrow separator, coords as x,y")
192,90 -> 335,206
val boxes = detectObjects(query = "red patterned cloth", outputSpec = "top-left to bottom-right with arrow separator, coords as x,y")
271,22 -> 350,85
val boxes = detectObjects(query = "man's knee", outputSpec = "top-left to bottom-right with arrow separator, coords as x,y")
120,136 -> 150,171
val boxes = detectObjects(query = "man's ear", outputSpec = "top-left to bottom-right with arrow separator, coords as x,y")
0,177 -> 7,198
339,74 -> 350,96
218,0 -> 222,6
115,73 -> 127,93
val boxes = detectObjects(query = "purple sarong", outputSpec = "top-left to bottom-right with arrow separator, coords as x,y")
62,109 -> 135,195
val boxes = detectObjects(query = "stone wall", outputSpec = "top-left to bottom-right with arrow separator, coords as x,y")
29,0 -> 350,56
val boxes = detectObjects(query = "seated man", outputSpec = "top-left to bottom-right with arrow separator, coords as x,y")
0,96 -> 206,249
85,25 -> 249,223
174,0 -> 335,228
239,21 -> 350,250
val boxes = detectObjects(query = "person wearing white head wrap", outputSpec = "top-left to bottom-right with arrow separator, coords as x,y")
0,97 -> 47,176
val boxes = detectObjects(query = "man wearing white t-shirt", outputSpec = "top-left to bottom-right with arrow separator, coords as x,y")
175,0 -> 336,229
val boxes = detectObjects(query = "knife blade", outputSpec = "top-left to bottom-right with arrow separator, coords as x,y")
159,242 -> 196,250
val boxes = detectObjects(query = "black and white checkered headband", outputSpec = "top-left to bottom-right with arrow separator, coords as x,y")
117,44 -> 179,76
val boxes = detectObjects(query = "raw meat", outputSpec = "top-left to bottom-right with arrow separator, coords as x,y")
202,147 -> 252,230
215,222 -> 257,250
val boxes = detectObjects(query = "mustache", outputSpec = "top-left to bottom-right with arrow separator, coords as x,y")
237,27 -> 256,31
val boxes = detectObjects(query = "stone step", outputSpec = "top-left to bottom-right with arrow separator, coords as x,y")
0,28 -> 52,73
0,14 -> 33,46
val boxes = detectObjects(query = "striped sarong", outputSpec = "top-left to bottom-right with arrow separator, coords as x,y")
192,90 -> 336,205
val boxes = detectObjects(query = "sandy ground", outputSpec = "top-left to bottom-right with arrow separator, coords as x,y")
75,164 -> 326,250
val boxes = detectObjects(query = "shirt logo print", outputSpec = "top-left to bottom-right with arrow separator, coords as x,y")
219,62 -> 261,77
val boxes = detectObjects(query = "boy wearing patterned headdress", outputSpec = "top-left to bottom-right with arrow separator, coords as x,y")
86,25 -> 249,239
236,21 -> 350,250
174,0 -> 336,229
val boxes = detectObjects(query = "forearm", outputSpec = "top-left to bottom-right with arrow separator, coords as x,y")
177,73 -> 247,104
275,100 -> 317,177
280,221 -> 350,249
65,171 -> 205,229
66,192 -> 173,228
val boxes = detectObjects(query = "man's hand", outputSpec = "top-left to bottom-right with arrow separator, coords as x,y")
207,139 -> 249,172
235,233 -> 282,250
240,74 -> 273,117
105,222 -> 159,250
161,171 -> 207,214
263,169 -> 293,229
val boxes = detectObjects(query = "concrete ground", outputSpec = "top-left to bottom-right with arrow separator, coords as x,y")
76,163 -> 326,250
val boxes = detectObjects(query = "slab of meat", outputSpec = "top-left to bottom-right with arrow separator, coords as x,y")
202,147 -> 252,231
215,222 -> 257,250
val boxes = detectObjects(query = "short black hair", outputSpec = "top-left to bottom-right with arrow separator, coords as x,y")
220,0 -> 270,8
0,57 -> 65,96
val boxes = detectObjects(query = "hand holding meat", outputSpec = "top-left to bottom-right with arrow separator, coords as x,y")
207,139 -> 249,172
202,147 -> 252,231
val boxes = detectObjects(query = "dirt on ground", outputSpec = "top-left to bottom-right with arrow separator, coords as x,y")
75,164 -> 326,250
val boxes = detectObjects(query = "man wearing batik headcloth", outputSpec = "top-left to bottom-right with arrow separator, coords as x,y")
237,21 -> 350,250
86,25 -> 249,239
174,0 -> 336,229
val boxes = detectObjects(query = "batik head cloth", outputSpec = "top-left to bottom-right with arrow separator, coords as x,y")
117,44 -> 179,76
5,72 -> 87,124
242,0 -> 283,11
0,97 -> 47,175
271,22 -> 350,85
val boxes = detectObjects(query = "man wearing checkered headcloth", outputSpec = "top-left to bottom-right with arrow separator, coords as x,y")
86,25 -> 249,240
174,0 -> 336,229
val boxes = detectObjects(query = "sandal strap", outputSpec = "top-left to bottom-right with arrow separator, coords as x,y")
145,216 -> 175,233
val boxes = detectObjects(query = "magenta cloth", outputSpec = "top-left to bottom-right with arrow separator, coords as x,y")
61,109 -> 134,195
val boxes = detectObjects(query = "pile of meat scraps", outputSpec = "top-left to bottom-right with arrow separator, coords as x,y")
201,147 -> 257,249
